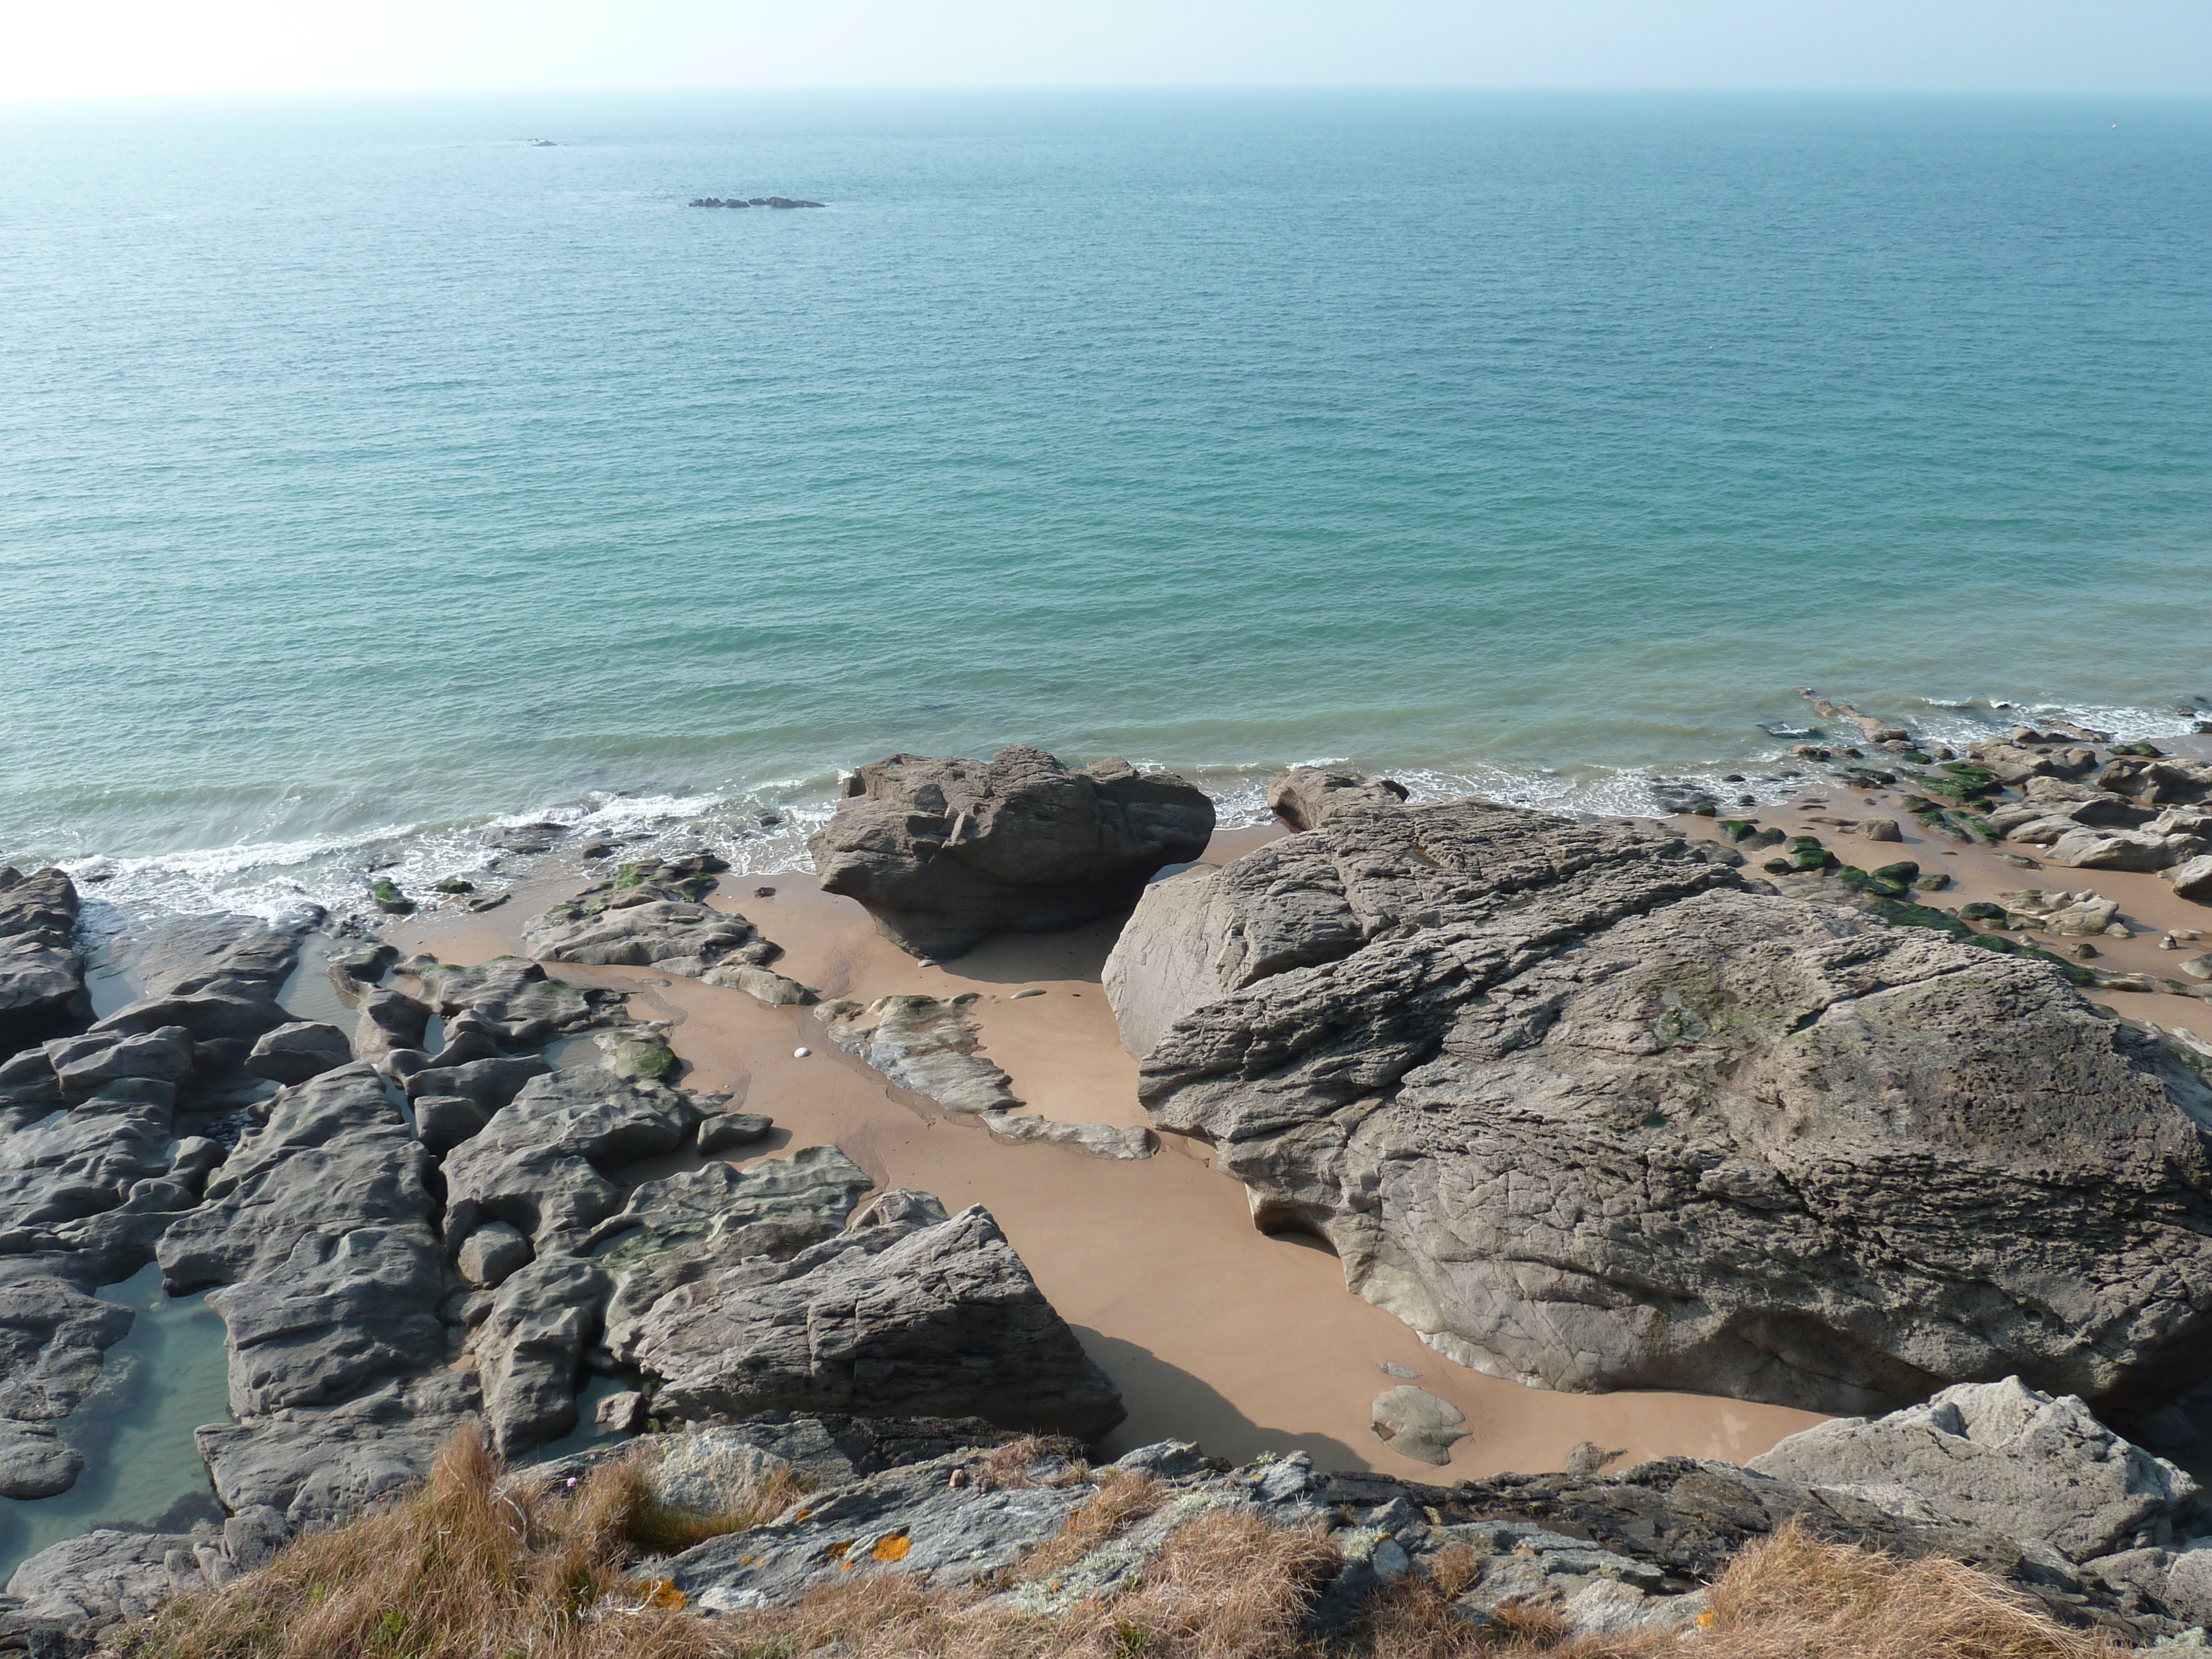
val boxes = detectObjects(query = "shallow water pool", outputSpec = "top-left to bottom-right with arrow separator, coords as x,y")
0,1264 -> 233,1585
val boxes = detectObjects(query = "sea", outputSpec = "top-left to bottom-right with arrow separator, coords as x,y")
4,90 -> 2210,934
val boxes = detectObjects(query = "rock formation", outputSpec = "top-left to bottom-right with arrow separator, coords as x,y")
815,994 -> 1022,1114
621,1194 -> 1125,1441
1107,772 -> 2212,1416
810,748 -> 1215,958
637,1376 -> 2212,1645
0,867 -> 86,1060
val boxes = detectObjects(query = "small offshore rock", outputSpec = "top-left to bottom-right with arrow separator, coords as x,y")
810,747 -> 1215,959
482,822 -> 567,853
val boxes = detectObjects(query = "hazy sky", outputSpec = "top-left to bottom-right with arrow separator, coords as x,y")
7,0 -> 2211,102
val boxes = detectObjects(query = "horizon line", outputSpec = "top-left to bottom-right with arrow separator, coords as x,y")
7,82 -> 2210,109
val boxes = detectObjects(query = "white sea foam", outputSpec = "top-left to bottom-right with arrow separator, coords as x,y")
39,693 -> 2208,940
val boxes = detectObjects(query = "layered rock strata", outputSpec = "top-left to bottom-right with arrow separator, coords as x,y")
620,1191 -> 1126,1442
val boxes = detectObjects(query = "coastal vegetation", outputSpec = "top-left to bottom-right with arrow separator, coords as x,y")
109,1428 -> 2114,1659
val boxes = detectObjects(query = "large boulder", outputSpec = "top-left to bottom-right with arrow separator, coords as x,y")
2172,855 -> 2212,903
1109,779 -> 2212,1416
0,867 -> 86,1060
809,748 -> 1215,958
622,1197 -> 1125,1442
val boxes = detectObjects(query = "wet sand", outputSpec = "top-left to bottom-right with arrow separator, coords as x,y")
392,827 -> 1824,1481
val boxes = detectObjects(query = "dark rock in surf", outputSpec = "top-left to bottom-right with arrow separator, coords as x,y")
0,867 -> 87,1061
810,747 -> 1215,959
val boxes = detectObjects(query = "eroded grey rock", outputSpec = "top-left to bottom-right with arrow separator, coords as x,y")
244,1020 -> 352,1084
1749,1376 -> 2198,1562
522,888 -> 768,975
593,1149 -> 879,1355
1370,1385 -> 1467,1465
194,1368 -> 483,1530
627,1200 -> 1124,1441
418,957 -> 609,1045
472,1254 -> 608,1454
701,963 -> 817,1005
157,1065 -> 442,1417
979,1112 -> 1155,1160
1268,766 -> 1410,831
1114,782 -> 2212,1415
0,867 -> 86,1061
697,1110 -> 773,1155
671,1445 -> 1092,1611
454,1219 -> 531,1289
441,1066 -> 699,1252
0,1417 -> 84,1500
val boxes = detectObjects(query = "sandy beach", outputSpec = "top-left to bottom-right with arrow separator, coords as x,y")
380,734 -> 2212,1485
390,822 -> 1829,1482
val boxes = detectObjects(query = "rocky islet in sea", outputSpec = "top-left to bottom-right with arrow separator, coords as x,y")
685,195 -> 826,208
4,731 -> 2212,1648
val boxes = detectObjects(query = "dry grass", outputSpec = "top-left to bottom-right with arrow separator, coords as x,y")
1565,1520 -> 2127,1659
111,1430 -> 723,1659
974,1433 -> 1092,1490
619,1459 -> 814,1553
106,1436 -> 2133,1659
1011,1471 -> 1169,1583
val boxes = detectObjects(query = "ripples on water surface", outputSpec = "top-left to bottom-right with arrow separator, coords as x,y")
2,91 -> 2209,919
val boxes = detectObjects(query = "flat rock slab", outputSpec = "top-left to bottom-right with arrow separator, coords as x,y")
818,995 -> 1021,1115
979,1112 -> 1155,1160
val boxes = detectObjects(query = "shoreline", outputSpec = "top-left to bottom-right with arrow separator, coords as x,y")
24,692 -> 2209,937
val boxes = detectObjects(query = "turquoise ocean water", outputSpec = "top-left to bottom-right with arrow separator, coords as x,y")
3,91 -> 2210,924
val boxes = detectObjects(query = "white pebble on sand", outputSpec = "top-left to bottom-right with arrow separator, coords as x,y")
792,1046 -> 811,1058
